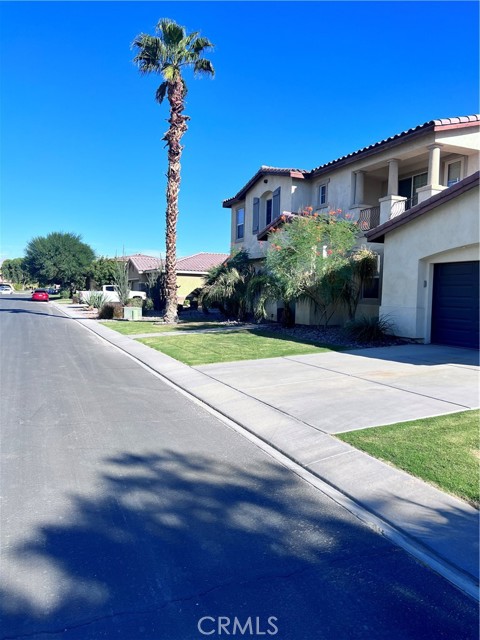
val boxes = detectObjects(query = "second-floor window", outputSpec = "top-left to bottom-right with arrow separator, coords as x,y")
236,208 -> 245,240
445,159 -> 463,187
318,183 -> 327,206
266,199 -> 273,226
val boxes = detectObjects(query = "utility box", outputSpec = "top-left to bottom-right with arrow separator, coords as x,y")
123,306 -> 142,321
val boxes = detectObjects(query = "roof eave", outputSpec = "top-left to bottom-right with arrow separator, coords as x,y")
223,168 -> 306,209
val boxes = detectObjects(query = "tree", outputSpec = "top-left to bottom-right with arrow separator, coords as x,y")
133,19 -> 215,323
1,258 -> 30,286
25,232 -> 95,294
259,209 -> 372,326
87,257 -> 119,289
112,259 -> 131,306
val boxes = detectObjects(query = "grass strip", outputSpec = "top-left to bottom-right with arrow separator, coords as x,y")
137,329 -> 335,365
102,320 -> 228,335
338,410 -> 480,506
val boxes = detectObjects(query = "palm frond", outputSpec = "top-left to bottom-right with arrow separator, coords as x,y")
156,19 -> 186,47
190,36 -> 214,54
194,58 -> 215,77
132,35 -> 165,73
155,82 -> 168,104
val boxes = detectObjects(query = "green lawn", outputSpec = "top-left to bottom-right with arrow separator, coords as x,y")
102,320 -> 228,335
338,410 -> 480,507
138,329 -> 336,365
50,296 -> 72,304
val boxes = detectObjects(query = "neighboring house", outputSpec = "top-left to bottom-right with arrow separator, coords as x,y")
124,252 -> 229,303
222,115 -> 480,345
175,253 -> 229,303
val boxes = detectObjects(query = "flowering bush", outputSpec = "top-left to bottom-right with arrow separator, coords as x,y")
262,209 -> 377,325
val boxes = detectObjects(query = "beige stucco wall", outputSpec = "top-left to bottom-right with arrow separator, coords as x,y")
177,274 -> 206,303
231,175 -> 298,258
436,127 -> 480,152
379,186 -> 479,341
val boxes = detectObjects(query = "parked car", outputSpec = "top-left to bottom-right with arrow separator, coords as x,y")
32,289 -> 49,302
0,284 -> 14,294
78,285 -> 146,304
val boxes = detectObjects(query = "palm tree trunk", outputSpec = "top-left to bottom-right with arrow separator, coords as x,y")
163,80 -> 188,323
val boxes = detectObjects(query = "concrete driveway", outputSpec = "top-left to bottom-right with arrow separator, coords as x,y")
195,344 -> 480,433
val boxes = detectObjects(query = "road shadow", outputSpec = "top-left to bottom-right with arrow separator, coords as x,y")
1,450 -> 478,639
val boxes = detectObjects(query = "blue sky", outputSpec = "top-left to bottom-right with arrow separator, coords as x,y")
1,1 -> 478,261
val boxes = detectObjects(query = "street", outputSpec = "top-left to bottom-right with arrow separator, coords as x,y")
0,296 -> 478,639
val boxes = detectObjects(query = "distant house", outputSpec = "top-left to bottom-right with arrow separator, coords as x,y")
124,252 -> 229,303
222,115 -> 480,347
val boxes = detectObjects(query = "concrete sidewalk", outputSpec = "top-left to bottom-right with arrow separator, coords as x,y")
52,304 -> 480,600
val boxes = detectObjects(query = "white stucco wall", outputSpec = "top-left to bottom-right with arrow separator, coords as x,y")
379,186 -> 479,341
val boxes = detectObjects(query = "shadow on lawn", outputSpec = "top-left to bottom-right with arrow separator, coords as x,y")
1,449 -> 478,640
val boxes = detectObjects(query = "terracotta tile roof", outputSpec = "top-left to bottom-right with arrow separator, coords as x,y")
222,115 -> 479,206
222,166 -> 308,208
366,171 -> 480,243
123,253 -> 229,274
176,252 -> 230,273
124,254 -> 163,272
309,115 -> 480,176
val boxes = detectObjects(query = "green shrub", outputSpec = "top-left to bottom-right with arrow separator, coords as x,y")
143,297 -> 154,311
344,315 -> 395,343
59,288 -> 70,298
127,297 -> 143,308
98,302 -> 123,319
83,291 -> 108,309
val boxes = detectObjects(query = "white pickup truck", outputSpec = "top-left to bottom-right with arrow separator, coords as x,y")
79,285 -> 146,304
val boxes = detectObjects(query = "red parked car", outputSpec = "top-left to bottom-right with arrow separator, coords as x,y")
32,289 -> 49,302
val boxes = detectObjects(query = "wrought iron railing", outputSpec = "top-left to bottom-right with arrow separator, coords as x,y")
358,206 -> 380,231
390,195 -> 419,219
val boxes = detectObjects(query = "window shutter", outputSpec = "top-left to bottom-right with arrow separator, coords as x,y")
272,187 -> 281,219
253,198 -> 259,233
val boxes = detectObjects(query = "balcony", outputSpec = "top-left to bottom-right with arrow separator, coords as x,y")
358,206 -> 380,231
389,195 -> 418,219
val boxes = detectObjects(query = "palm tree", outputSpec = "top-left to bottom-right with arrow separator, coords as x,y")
133,19 -> 215,322
199,250 -> 255,321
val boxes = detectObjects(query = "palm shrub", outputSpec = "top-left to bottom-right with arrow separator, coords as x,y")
199,250 -> 255,320
344,315 -> 395,342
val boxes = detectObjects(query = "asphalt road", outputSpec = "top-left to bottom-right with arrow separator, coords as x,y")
0,296 -> 478,640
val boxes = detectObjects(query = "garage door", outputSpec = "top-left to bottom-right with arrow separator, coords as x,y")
431,261 -> 479,349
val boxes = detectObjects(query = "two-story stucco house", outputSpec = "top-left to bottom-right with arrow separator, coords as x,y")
223,115 -> 479,348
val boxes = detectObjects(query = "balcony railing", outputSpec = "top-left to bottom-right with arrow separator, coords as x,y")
358,206 -> 380,231
390,195 -> 418,219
